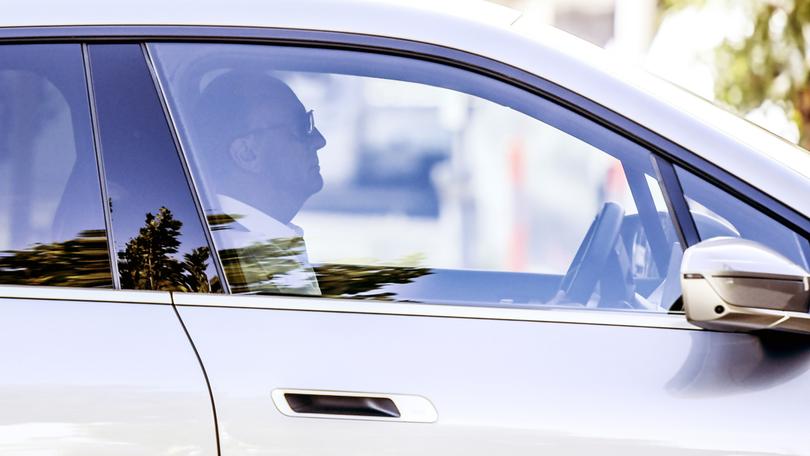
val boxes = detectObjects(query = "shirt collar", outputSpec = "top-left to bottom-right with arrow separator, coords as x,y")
217,194 -> 303,239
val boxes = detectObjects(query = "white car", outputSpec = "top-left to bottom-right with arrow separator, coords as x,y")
1,1 -> 809,455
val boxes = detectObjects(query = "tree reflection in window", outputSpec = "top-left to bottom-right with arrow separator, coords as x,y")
118,207 -> 215,292
314,264 -> 432,300
0,229 -> 112,287
218,242 -> 431,299
209,210 -> 432,300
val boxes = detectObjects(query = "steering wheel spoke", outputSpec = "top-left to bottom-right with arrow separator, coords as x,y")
557,202 -> 625,306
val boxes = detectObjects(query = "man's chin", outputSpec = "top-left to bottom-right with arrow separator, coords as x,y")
306,175 -> 324,196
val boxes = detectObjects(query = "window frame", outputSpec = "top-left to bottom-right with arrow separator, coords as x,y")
2,26 -> 806,295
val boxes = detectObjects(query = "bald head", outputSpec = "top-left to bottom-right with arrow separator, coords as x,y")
197,72 -> 303,149
194,70 -> 327,223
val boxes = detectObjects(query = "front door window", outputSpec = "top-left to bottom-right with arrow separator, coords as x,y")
150,43 -> 681,312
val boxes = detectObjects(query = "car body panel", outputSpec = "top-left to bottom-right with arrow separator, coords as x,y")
0,286 -> 217,455
175,293 -> 810,455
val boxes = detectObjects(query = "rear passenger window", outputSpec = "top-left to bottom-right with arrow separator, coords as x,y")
0,44 -> 112,287
151,43 -> 682,312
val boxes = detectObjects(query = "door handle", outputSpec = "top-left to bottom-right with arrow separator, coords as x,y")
272,389 -> 438,423
285,393 -> 400,418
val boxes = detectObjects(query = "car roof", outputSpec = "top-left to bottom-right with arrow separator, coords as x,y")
5,0 -> 810,218
3,0 -> 522,28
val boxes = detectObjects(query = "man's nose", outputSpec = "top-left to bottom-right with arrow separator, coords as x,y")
309,127 -> 326,150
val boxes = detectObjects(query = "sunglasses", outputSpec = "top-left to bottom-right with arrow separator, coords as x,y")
245,109 -> 316,140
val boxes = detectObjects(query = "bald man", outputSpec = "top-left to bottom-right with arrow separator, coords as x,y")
195,71 -> 327,295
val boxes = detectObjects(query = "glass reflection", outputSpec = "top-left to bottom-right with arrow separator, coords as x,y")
0,44 -> 111,287
314,264 -> 432,300
88,44 -> 219,292
117,207 -> 214,292
0,230 -> 111,287
213,231 -> 432,297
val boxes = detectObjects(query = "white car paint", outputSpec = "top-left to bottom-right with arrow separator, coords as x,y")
0,288 -> 216,455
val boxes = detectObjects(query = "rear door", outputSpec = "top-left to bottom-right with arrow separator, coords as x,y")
0,42 -> 216,454
149,38 -> 810,455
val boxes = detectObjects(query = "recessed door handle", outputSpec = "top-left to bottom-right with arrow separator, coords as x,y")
285,393 -> 400,418
272,389 -> 438,423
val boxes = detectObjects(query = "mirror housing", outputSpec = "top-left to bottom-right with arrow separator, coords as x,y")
681,237 -> 810,334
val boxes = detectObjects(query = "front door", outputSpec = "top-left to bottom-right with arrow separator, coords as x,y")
148,39 -> 810,455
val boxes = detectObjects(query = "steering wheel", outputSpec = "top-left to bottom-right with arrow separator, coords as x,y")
557,202 -> 624,305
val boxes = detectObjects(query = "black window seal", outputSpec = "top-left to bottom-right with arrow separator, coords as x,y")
4,25 -> 806,244
81,42 -> 121,289
653,156 -> 701,248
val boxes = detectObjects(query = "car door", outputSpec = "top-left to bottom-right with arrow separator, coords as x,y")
0,42 -> 217,455
147,37 -> 810,455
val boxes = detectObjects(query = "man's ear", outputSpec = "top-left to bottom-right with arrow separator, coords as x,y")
228,137 -> 260,173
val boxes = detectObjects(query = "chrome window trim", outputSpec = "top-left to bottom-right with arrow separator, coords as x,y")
81,42 -> 120,288
172,292 -> 700,331
0,284 -> 171,304
0,285 -> 698,329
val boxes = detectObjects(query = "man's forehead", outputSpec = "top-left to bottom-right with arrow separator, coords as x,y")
249,93 -> 305,127
251,88 -> 305,118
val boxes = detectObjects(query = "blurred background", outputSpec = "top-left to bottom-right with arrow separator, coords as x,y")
493,0 -> 810,150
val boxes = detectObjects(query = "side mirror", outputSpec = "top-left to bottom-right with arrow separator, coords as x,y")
681,237 -> 810,334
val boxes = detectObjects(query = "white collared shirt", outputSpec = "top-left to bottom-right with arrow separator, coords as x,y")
215,194 -> 321,295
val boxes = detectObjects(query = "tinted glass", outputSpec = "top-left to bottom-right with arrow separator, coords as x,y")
0,44 -> 112,287
151,43 -> 681,311
89,44 -> 219,292
677,166 -> 810,270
